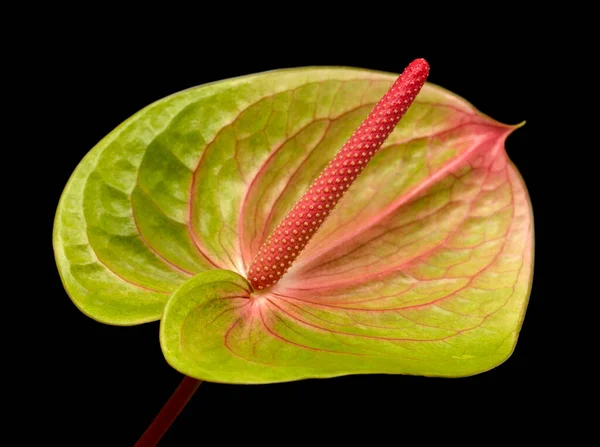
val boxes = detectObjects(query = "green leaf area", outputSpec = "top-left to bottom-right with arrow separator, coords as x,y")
54,68 -> 533,383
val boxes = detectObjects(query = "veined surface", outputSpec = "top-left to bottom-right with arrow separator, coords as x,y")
54,67 -> 533,382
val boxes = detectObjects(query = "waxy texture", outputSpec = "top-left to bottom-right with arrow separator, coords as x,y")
248,59 -> 429,291
54,66 -> 533,383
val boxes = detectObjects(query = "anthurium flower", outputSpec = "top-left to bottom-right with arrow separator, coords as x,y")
54,60 -> 533,386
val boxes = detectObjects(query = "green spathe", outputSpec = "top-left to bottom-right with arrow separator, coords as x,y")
53,67 -> 533,383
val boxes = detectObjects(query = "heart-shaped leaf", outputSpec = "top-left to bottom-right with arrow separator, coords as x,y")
54,67 -> 532,381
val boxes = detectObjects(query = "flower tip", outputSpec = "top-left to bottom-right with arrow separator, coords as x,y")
409,58 -> 430,75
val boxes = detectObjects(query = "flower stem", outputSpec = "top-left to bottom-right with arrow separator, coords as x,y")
135,376 -> 202,446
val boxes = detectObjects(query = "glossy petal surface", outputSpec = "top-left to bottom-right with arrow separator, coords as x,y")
54,68 -> 533,381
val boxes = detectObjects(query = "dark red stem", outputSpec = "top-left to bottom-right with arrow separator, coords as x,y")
135,376 -> 202,447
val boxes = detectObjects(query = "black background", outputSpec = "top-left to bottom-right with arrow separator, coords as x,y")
38,21 -> 551,446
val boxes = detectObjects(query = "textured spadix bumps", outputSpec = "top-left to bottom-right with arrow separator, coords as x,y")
54,65 -> 533,383
248,59 -> 429,291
